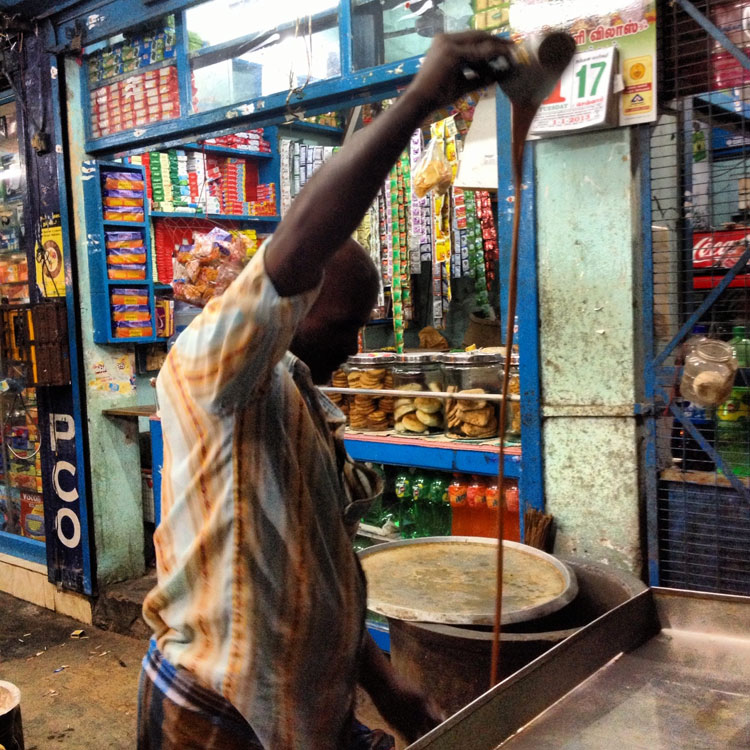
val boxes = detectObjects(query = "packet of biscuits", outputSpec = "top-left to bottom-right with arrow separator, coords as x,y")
413,138 -> 452,199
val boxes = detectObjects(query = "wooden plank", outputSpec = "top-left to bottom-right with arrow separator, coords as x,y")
660,466 -> 750,488
102,404 -> 157,418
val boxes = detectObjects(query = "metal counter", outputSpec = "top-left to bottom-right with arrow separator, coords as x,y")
407,587 -> 750,749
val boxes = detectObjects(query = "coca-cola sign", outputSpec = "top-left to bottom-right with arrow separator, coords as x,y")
693,230 -> 750,271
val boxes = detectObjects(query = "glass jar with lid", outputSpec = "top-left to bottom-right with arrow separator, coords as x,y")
345,352 -> 395,431
392,352 -> 444,434
505,352 -> 521,439
680,339 -> 738,407
328,365 -> 350,419
439,351 -> 502,440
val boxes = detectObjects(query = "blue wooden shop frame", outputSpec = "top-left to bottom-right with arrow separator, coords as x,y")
45,46 -> 97,594
0,44 -> 96,592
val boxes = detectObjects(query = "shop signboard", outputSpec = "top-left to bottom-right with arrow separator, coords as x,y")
692,228 -> 750,289
508,0 -> 657,133
35,213 -> 66,298
38,386 -> 90,592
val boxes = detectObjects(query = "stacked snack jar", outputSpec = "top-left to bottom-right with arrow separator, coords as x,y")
345,353 -> 395,431
392,352 -> 445,435
440,351 -> 502,440
329,366 -> 350,421
505,352 -> 521,440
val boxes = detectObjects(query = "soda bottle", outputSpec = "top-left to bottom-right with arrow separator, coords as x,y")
411,473 -> 431,537
486,480 -> 500,538
503,481 -> 521,542
729,325 -> 750,368
394,471 -> 414,538
429,475 -> 451,536
448,473 -> 469,535
466,476 -> 487,537
716,386 -> 750,476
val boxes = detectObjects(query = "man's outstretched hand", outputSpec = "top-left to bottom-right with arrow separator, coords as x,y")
408,31 -> 514,117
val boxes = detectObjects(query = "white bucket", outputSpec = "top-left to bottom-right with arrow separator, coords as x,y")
0,681 -> 23,750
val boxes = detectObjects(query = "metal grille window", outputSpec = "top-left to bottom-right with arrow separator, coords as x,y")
652,0 -> 750,594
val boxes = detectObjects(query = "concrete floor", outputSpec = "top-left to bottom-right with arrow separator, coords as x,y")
0,590 -> 405,749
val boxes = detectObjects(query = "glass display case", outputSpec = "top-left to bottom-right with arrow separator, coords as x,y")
186,0 -> 341,113
0,100 -> 28,305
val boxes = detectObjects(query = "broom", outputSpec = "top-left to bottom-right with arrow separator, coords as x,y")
524,507 -> 554,551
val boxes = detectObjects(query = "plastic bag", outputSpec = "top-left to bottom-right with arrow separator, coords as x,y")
171,227 -> 251,307
413,138 -> 452,199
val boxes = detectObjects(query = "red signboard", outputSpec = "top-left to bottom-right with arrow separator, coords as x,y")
693,228 -> 750,288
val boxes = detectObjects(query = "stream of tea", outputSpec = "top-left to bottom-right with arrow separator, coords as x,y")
489,100 -> 540,687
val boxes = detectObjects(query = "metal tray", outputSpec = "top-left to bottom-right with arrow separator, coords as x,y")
406,587 -> 750,749
359,537 -> 578,626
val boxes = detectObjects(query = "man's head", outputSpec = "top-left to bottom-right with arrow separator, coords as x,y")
290,238 -> 379,384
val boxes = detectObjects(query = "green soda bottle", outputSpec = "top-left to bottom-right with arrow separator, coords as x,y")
716,387 -> 750,476
411,473 -> 431,537
730,326 -> 750,368
429,476 -> 451,536
394,471 -> 414,537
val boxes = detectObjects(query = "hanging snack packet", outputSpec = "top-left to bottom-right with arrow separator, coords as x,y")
413,137 -> 452,199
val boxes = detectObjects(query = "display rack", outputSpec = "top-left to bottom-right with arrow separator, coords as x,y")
150,211 -> 280,223
83,160 -> 166,345
345,434 -> 521,478
146,126 -> 283,261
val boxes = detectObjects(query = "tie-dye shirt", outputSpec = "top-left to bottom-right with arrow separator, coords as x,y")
143,242 -> 381,749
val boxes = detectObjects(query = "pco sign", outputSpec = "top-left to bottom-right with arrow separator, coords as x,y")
49,413 -> 81,549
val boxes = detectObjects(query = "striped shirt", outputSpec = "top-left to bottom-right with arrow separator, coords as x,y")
143,242 -> 381,749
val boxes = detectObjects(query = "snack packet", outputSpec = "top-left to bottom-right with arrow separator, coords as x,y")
171,227 -> 250,306
413,138 -> 452,198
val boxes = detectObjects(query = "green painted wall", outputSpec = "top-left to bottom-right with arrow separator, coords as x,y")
65,59 -> 145,586
536,127 -> 644,575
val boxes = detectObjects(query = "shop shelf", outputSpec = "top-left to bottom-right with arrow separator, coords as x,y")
150,211 -> 280,223
278,120 -> 344,136
89,60 -> 175,90
181,143 -> 274,159
102,219 -> 148,228
84,161 -> 163,345
106,279 -> 151,286
660,467 -> 750,488
343,433 -> 522,478
108,335 -> 157,344
0,529 -> 46,564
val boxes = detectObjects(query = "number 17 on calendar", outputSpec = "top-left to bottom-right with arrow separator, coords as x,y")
530,47 -> 619,135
